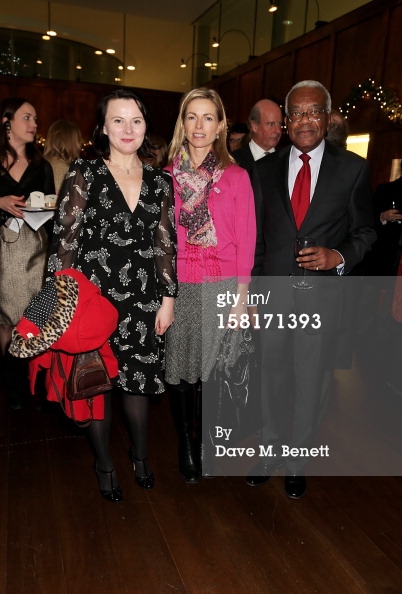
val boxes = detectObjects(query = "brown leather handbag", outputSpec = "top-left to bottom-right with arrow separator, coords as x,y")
66,349 -> 112,400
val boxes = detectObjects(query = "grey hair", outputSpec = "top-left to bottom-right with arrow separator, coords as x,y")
248,104 -> 261,124
285,80 -> 331,114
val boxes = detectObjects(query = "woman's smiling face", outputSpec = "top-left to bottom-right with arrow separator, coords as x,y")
103,98 -> 146,155
183,98 -> 223,152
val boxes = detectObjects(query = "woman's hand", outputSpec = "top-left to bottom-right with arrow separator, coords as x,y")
0,195 -> 26,218
155,296 -> 175,335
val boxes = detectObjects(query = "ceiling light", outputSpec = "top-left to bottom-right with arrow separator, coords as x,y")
212,37 -> 219,48
45,2 -> 57,37
118,65 -> 124,70
36,57 -> 43,64
282,20 -> 293,25
95,50 -> 103,55
76,62 -> 82,70
269,0 -> 278,12
42,34 -> 50,41
180,54 -> 214,70
106,49 -> 115,54
127,65 -> 135,71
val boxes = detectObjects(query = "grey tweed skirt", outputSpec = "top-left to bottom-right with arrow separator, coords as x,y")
165,278 -> 244,385
0,221 -> 48,325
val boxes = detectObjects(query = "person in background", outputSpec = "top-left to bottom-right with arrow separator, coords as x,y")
164,88 -> 256,483
232,99 -> 283,172
326,109 -> 349,149
141,134 -> 168,169
47,88 -> 177,502
0,97 -> 55,409
44,120 -> 82,193
361,162 -> 402,394
227,122 -> 249,153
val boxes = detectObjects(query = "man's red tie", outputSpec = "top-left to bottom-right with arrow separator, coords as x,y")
291,153 -> 311,229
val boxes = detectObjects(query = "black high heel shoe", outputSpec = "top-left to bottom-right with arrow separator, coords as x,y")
94,466 -> 123,502
128,448 -> 154,489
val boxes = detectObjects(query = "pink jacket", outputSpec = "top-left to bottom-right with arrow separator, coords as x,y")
166,163 -> 256,283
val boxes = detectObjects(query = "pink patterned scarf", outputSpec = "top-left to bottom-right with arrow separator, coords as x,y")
172,144 -> 224,247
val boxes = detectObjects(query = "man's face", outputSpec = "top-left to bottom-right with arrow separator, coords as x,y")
250,103 -> 283,151
228,132 -> 246,151
286,86 -> 329,153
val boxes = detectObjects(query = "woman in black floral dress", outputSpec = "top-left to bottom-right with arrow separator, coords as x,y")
48,88 -> 177,502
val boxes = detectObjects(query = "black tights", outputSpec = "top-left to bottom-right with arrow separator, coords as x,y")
87,391 -> 150,471
121,391 -> 149,461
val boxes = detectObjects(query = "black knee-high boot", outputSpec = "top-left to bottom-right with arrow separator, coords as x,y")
168,381 -> 201,484
200,380 -> 216,479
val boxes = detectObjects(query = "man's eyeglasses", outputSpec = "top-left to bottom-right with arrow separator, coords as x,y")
286,108 -> 328,123
265,122 -> 283,129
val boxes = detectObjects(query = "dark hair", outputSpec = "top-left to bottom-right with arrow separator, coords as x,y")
326,110 -> 349,149
0,97 -> 42,169
228,122 -> 249,135
93,88 -> 154,159
145,135 -> 168,168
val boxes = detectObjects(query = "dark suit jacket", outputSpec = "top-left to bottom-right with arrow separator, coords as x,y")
231,144 -> 255,173
251,141 -> 376,340
252,141 -> 376,277
364,176 -> 402,276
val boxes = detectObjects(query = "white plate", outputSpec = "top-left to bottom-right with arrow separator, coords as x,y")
20,206 -> 57,212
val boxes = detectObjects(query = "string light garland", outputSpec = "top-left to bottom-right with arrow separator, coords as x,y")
339,78 -> 402,124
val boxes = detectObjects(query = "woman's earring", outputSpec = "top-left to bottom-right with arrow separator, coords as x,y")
4,121 -> 11,140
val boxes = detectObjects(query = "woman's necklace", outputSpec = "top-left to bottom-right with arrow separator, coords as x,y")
8,148 -> 24,162
108,159 -> 142,175
190,158 -> 203,170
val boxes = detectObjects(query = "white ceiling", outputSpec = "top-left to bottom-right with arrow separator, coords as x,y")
55,0 -> 216,24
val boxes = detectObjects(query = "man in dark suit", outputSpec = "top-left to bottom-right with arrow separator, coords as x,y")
232,99 -> 283,172
365,166 -> 402,276
246,80 -> 376,498
364,166 -> 402,395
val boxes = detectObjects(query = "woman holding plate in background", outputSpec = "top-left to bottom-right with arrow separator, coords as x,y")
0,97 -> 55,409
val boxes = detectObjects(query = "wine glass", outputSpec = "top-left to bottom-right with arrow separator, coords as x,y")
293,237 -> 316,290
391,200 -> 402,225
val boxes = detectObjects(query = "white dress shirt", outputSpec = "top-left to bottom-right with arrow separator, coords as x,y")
249,139 -> 275,161
288,140 -> 325,200
288,139 -> 344,270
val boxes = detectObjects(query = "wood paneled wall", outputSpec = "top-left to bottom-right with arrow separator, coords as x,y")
0,77 -> 182,146
208,0 -> 402,189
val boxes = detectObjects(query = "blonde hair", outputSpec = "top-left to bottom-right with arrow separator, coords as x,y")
168,88 -> 234,169
44,120 -> 82,164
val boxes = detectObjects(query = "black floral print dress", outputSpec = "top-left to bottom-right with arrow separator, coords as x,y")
48,158 -> 177,395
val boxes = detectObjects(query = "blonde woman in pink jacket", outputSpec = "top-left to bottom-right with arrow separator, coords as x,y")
165,88 -> 256,483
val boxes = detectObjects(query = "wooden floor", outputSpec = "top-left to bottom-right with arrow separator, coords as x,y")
1,338 -> 402,593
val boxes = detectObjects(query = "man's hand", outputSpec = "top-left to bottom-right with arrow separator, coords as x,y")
380,209 -> 402,223
296,246 -> 343,271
